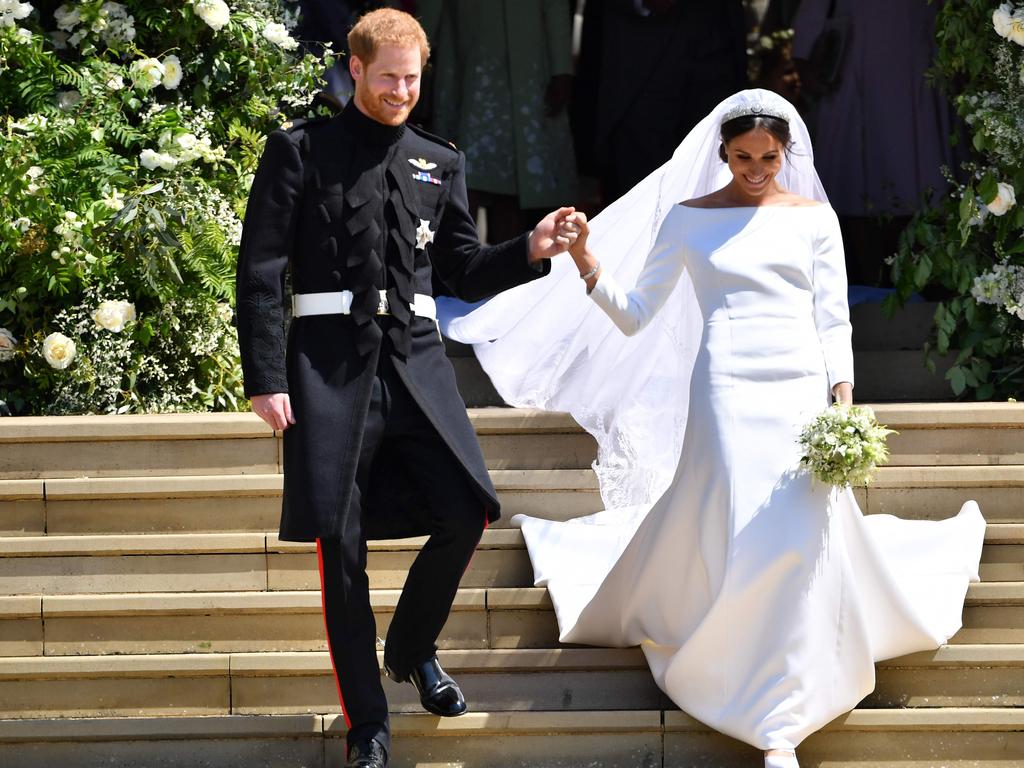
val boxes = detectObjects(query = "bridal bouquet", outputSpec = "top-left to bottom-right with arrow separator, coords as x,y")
798,404 -> 896,488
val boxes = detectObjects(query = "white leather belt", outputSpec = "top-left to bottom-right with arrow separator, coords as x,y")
292,290 -> 437,321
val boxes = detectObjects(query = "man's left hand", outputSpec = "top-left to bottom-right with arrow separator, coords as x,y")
529,206 -> 579,262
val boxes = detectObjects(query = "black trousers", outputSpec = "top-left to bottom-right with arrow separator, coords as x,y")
317,352 -> 486,758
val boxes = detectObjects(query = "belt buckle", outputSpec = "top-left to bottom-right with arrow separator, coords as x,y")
376,290 -> 390,316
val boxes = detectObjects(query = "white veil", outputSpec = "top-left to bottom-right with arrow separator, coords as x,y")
439,89 -> 828,509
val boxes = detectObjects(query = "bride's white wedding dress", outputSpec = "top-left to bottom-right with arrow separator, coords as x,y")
512,202 -> 986,751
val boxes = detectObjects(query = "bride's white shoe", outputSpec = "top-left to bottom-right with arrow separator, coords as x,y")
764,750 -> 799,768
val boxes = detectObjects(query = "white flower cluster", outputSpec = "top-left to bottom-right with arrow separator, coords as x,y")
798,404 -> 895,488
971,263 -> 1024,321
54,1 -> 136,49
11,113 -> 48,136
129,54 -> 182,91
262,20 -> 298,50
994,3 -> 1024,45
140,127 -> 225,171
192,0 -> 231,31
171,178 -> 244,246
0,0 -> 32,29
24,165 -> 44,194
92,299 -> 136,332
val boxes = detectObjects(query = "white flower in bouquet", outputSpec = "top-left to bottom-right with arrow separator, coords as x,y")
161,54 -> 183,89
0,0 -> 32,28
263,21 -> 298,50
798,404 -> 895,488
130,57 -> 165,91
42,332 -> 77,370
92,299 -> 136,332
985,182 -> 1016,216
15,26 -> 31,42
193,0 -> 230,31
0,328 -> 17,361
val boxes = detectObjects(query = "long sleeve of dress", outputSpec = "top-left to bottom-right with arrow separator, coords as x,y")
812,207 -> 855,389
588,213 -> 685,336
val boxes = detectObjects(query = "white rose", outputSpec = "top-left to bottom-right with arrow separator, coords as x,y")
42,332 -> 76,369
161,54 -> 182,89
129,57 -> 165,91
92,299 -> 136,332
106,73 -> 125,90
1012,11 -> 1024,45
262,21 -> 298,50
90,126 -> 104,141
0,328 -> 16,361
25,165 -> 43,180
986,182 -> 1017,216
15,27 -> 32,42
994,4 -> 1014,38
176,132 -> 197,151
0,1 -> 33,28
193,0 -> 230,31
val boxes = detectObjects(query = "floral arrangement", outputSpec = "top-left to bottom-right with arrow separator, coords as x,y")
0,0 -> 330,414
798,404 -> 896,488
746,27 -> 795,83
888,1 -> 1024,398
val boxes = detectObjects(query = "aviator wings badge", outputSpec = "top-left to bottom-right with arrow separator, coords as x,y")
409,157 -> 438,171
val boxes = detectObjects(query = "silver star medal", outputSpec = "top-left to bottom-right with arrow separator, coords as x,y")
415,219 -> 435,250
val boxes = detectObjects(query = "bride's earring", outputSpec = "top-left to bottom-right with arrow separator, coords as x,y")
764,750 -> 799,768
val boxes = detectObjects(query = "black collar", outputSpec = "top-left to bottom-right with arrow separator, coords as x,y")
340,101 -> 406,148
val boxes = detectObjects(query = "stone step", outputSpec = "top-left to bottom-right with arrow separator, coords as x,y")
0,410 -> 596,480
4,460 -> 1024,536
1,580 -> 1020,659
2,708 -> 1023,767
0,523 -> 1018,597
2,406 -> 1021,481
0,644 -> 1021,721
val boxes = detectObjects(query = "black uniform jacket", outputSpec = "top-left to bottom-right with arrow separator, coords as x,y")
236,103 -> 549,542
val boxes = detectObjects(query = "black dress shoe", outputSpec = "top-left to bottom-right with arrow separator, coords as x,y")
385,656 -> 468,717
346,738 -> 387,768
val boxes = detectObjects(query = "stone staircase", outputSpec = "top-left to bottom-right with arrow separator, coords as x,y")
1,404 -> 1023,767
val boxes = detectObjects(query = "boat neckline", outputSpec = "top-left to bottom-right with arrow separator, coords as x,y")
677,202 -> 827,210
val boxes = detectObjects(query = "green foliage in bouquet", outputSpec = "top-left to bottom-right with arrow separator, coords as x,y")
797,404 -> 896,488
888,1 -> 1024,399
0,0 -> 332,413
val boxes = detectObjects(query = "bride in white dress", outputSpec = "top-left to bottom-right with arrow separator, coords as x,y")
438,90 -> 985,767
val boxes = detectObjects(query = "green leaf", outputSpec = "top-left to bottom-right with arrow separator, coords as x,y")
947,365 -> 967,395
978,174 -> 999,203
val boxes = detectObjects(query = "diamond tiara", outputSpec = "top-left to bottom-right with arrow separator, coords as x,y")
721,102 -> 790,124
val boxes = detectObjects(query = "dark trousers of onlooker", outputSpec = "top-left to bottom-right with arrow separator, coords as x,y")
317,343 -> 486,759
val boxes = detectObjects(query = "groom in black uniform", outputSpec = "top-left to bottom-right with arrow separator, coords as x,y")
235,9 -> 576,768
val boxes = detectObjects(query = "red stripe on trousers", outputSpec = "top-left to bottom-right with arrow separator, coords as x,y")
316,538 -> 352,729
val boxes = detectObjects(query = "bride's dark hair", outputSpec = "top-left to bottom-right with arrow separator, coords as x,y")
718,115 -> 793,162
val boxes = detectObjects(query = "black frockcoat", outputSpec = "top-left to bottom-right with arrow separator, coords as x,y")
236,104 -> 548,542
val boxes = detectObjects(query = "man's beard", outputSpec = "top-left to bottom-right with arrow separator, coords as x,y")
355,85 -> 416,126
